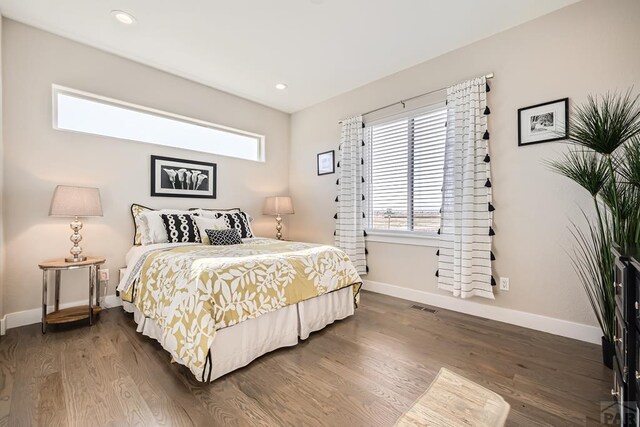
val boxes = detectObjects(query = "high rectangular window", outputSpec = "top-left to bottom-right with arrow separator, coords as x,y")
364,104 -> 447,234
53,85 -> 265,162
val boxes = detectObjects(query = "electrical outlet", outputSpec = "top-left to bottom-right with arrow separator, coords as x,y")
99,269 -> 110,282
499,277 -> 510,291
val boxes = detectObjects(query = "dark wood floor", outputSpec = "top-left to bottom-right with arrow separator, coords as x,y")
0,291 -> 610,426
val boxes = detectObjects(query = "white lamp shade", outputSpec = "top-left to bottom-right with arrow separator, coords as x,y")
49,185 -> 103,217
263,196 -> 294,215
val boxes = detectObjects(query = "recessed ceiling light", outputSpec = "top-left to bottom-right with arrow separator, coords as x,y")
111,10 -> 136,25
275,83 -> 288,90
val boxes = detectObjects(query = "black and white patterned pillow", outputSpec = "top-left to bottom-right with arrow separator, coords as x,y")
214,212 -> 254,238
206,229 -> 243,246
160,214 -> 201,243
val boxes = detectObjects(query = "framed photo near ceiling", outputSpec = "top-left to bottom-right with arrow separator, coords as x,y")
151,155 -> 217,198
317,150 -> 335,176
518,98 -> 569,146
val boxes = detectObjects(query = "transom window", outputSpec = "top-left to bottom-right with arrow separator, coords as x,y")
364,104 -> 447,234
52,85 -> 265,162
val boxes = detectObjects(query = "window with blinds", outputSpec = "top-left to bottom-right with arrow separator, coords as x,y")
364,105 -> 446,234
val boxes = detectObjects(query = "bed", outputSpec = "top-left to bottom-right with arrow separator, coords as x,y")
117,237 -> 362,382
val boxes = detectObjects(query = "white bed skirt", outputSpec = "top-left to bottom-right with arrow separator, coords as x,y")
121,286 -> 355,382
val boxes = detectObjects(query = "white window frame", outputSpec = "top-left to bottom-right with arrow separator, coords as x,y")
364,102 -> 446,246
52,84 -> 266,162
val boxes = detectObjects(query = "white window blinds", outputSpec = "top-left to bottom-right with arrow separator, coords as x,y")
365,106 -> 446,233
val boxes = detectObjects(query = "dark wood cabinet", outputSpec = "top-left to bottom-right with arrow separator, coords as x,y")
612,246 -> 640,426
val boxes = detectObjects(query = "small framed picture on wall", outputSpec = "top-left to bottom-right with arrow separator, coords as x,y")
151,155 -> 217,198
317,150 -> 335,175
518,98 -> 569,146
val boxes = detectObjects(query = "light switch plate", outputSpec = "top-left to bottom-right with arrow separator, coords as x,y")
499,277 -> 509,291
99,269 -> 110,282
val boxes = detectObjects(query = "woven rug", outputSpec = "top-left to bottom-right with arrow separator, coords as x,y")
395,368 -> 510,427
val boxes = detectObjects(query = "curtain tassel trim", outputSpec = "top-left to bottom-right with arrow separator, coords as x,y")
483,130 -> 490,140
483,105 -> 491,115
490,251 -> 496,261
483,154 -> 490,163
489,227 -> 495,236
436,249 -> 439,256
363,230 -> 368,237
486,82 -> 491,92
336,178 -> 339,185
435,270 -> 439,277
484,178 -> 492,188
488,202 -> 495,212
491,276 -> 496,286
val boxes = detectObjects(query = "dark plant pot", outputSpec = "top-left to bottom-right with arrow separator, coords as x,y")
602,336 -> 614,369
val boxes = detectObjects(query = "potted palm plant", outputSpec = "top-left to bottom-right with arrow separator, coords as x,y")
549,91 -> 640,368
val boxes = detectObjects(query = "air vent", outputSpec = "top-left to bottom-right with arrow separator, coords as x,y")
410,304 -> 436,313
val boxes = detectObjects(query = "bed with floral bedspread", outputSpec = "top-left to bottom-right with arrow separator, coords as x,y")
117,238 -> 362,380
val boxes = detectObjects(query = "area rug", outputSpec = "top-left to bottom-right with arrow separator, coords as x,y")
395,367 -> 510,427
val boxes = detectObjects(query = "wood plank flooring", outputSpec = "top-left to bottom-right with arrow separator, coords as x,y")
0,291 -> 611,426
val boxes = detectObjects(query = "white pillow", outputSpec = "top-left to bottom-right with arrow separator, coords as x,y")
191,208 -> 240,219
140,209 -> 194,245
193,216 -> 229,244
195,208 -> 254,224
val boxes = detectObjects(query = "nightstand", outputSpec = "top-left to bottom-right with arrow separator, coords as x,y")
38,256 -> 106,333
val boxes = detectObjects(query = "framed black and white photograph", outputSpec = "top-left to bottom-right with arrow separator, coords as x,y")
151,155 -> 217,198
317,150 -> 335,176
518,98 -> 569,146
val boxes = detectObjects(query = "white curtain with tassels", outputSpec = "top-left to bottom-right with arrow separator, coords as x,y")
335,116 -> 367,275
437,76 -> 494,299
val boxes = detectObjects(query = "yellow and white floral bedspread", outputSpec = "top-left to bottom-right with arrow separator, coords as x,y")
118,238 -> 362,380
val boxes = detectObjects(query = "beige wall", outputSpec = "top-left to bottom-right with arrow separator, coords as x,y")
0,16 -> 4,322
289,0 -> 640,327
1,19 -> 290,315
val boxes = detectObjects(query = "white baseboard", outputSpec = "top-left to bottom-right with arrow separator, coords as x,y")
363,280 -> 601,345
0,295 -> 123,335
1,284 -> 599,344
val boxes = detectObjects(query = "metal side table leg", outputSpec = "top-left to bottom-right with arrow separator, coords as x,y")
54,270 -> 61,312
89,265 -> 95,326
42,270 -> 48,334
95,264 -> 101,308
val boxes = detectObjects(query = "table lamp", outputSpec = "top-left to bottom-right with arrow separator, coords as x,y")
49,185 -> 103,262
263,196 -> 294,240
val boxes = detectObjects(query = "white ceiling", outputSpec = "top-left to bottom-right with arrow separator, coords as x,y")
0,0 -> 578,113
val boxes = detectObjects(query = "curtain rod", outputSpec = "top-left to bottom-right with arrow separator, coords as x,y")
339,72 -> 494,124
